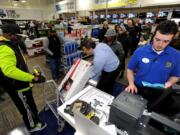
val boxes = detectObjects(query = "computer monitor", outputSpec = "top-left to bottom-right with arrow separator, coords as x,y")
158,11 -> 168,18
146,12 -> 155,18
128,13 -> 136,18
111,19 -> 118,24
145,18 -> 155,23
120,13 -> 127,19
107,14 -> 111,19
93,14 -> 99,19
119,19 -> 124,23
100,14 -> 105,19
172,10 -> 180,18
113,14 -> 118,19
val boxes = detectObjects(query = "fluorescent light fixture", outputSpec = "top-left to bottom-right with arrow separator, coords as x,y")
21,0 -> 27,3
14,3 -> 18,6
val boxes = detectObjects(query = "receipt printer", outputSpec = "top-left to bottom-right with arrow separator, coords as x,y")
109,91 -> 147,133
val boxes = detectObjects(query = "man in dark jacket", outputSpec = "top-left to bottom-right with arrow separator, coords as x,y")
0,23 -> 46,133
45,29 -> 64,81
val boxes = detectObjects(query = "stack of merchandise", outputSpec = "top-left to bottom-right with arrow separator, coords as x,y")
61,40 -> 82,73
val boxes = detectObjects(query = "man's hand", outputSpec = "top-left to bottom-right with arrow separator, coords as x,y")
126,69 -> 137,94
125,83 -> 138,94
32,74 -> 46,83
164,81 -> 173,89
164,77 -> 179,89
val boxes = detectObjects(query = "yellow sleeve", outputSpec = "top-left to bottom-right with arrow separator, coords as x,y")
0,45 -> 34,82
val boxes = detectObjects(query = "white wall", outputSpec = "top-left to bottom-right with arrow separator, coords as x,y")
0,8 -> 45,20
0,0 -> 56,21
43,2 -> 57,20
15,9 -> 44,20
136,0 -> 180,7
76,0 -> 93,11
0,0 -> 50,9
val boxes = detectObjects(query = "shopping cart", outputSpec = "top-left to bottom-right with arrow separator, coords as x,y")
33,65 -> 65,132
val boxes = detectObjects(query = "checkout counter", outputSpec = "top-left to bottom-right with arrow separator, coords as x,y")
57,84 -> 180,135
55,59 -> 180,135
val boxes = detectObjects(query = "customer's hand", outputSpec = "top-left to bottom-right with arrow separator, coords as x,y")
125,83 -> 138,94
32,74 -> 46,83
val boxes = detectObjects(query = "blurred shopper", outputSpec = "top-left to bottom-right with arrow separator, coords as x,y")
137,34 -> 149,47
44,29 -> 64,81
99,21 -> 109,42
104,28 -> 124,78
116,24 -> 131,78
0,23 -> 46,133
125,18 -> 140,54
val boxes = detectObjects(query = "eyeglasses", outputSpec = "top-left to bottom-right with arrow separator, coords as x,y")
154,37 -> 171,44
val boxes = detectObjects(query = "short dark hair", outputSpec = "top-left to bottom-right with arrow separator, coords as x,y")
81,38 -> 96,49
127,18 -> 135,26
155,20 -> 178,35
1,23 -> 20,35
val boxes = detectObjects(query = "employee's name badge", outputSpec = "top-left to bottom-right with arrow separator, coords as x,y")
142,58 -> 150,63
165,61 -> 172,68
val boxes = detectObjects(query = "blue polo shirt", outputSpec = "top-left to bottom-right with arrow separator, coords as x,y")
128,44 -> 180,87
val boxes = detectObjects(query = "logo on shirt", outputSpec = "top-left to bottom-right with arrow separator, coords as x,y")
165,61 -> 172,68
142,58 -> 150,63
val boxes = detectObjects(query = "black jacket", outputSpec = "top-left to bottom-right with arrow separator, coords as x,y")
48,35 -> 61,58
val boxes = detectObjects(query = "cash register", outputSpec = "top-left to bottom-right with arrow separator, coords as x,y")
109,88 -> 180,135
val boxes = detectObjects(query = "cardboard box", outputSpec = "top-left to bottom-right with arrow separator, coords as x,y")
58,59 -> 91,101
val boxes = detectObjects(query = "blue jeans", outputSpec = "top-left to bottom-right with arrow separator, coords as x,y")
48,57 -> 60,80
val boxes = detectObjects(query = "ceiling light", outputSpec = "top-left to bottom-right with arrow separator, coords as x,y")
21,0 -> 27,3
14,3 -> 18,6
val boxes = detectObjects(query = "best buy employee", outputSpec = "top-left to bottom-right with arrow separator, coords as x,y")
125,20 -> 180,94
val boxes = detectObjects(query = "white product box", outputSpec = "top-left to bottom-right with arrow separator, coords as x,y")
25,37 -> 47,48
58,59 -> 91,101
27,47 -> 44,56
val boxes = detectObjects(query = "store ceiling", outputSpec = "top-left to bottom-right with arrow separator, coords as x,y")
0,0 -> 55,8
